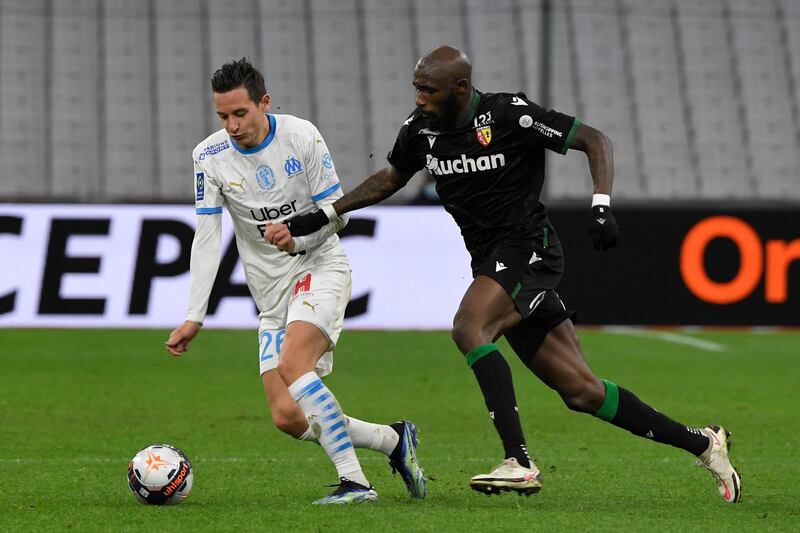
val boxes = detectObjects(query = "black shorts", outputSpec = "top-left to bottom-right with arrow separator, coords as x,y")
473,230 -> 576,364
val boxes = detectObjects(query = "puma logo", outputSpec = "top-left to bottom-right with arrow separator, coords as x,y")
229,179 -> 246,191
302,300 -> 318,313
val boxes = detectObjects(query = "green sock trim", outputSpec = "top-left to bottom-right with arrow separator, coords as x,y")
466,343 -> 499,367
595,379 -> 619,421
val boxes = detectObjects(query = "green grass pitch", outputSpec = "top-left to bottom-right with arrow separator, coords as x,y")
1,328 -> 798,531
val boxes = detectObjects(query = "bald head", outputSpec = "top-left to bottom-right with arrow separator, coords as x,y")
412,45 -> 474,130
415,45 -> 472,86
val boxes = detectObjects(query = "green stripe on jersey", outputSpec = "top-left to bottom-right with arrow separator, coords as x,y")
456,90 -> 482,128
466,343 -> 499,367
561,117 -> 582,154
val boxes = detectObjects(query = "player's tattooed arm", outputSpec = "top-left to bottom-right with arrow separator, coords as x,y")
286,166 -> 412,237
331,165 -> 412,215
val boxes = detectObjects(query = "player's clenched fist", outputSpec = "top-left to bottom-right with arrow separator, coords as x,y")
165,320 -> 201,356
263,222 -> 295,253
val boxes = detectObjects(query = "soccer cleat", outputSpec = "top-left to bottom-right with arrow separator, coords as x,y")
312,478 -> 378,505
469,457 -> 542,496
696,425 -> 742,503
388,421 -> 427,498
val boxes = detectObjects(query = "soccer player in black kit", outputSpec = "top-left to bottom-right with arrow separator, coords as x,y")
280,45 -> 741,503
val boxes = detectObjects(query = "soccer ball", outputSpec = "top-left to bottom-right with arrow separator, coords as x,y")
127,444 -> 193,505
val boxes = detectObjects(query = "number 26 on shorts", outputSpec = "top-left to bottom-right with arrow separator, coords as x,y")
259,329 -> 286,363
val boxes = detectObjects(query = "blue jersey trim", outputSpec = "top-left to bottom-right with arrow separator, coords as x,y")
230,114 -> 276,154
196,207 -> 223,214
311,182 -> 341,202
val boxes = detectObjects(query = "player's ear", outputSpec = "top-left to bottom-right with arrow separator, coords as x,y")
455,79 -> 470,95
260,93 -> 270,113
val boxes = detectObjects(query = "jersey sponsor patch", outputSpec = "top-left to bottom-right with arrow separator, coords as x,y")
195,172 -> 205,200
519,115 -> 533,128
198,140 -> 230,160
294,273 -> 312,296
425,153 -> 506,175
322,153 -> 334,169
256,165 -> 276,191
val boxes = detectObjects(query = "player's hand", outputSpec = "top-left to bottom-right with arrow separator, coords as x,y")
263,222 -> 296,253
285,209 -> 329,237
165,320 -> 202,356
588,205 -> 619,251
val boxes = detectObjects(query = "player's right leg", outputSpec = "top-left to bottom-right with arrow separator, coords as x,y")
261,370 -> 310,438
508,314 -> 740,503
450,275 -> 542,496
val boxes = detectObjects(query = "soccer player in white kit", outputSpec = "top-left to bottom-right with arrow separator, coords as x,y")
164,58 -> 426,504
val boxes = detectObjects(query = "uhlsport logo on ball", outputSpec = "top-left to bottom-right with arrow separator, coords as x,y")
127,444 -> 193,505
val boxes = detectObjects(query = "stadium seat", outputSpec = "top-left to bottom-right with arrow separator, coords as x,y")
154,0 -> 208,198
728,0 -> 800,198
1,0 -> 48,197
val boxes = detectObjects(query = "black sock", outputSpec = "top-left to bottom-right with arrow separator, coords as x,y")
467,344 -> 531,468
595,380 -> 710,456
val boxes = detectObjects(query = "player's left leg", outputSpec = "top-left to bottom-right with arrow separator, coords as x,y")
509,315 -> 741,502
260,368 -> 423,498
281,264 -> 424,501
278,320 -> 377,503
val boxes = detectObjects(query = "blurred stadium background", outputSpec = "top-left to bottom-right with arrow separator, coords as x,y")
1,0 -> 798,204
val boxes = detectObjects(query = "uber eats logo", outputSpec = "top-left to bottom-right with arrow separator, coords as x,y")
425,153 -> 506,175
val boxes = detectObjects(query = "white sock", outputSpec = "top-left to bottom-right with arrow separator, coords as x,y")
296,416 -> 399,457
288,372 -> 369,487
298,425 -> 318,442
346,417 -> 400,456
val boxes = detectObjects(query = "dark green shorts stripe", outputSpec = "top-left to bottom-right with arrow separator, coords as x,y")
510,282 -> 522,300
466,343 -> 499,367
595,379 -> 619,421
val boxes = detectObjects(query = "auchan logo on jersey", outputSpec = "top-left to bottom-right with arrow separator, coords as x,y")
680,216 -> 800,304
425,153 -> 506,175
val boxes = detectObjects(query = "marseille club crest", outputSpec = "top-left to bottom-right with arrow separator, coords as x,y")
476,126 -> 492,146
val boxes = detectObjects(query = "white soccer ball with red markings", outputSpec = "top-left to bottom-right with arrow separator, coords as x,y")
127,444 -> 193,505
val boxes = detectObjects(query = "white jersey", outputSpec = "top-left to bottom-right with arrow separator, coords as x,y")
186,113 -> 349,323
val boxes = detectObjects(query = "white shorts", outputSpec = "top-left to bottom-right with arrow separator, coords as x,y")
258,263 -> 351,378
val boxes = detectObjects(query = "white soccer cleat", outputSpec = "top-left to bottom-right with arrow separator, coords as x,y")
697,425 -> 742,503
469,457 -> 542,496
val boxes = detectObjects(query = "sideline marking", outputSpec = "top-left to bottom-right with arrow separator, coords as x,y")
602,326 -> 727,352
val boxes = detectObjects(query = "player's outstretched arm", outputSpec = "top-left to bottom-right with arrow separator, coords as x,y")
569,123 -> 619,251
331,165 -> 412,215
570,122 -> 613,195
165,320 -> 202,356
287,166 -> 411,237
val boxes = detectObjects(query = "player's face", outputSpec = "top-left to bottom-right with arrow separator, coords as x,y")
413,73 -> 460,130
213,87 -> 270,148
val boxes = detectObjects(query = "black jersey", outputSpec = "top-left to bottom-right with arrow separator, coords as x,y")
388,90 -> 579,268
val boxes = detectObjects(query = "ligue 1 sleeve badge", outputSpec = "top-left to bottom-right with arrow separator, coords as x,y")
477,126 -> 492,146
